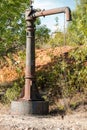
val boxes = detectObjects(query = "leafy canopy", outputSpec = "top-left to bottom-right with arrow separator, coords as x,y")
67,0 -> 87,45
0,0 -> 50,54
0,0 -> 30,54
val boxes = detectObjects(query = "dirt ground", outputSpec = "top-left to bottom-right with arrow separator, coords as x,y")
0,104 -> 87,130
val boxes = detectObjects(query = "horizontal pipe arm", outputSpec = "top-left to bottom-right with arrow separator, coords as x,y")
33,7 -> 71,21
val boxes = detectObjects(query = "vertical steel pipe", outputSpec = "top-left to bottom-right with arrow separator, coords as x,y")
23,11 -> 35,100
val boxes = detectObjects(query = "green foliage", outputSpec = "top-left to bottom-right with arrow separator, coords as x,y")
48,16 -> 64,47
70,101 -> 81,110
5,82 -> 21,102
4,77 -> 24,102
0,0 -> 30,54
18,50 -> 26,60
67,0 -> 87,45
67,46 -> 87,92
48,32 -> 64,47
35,25 -> 51,48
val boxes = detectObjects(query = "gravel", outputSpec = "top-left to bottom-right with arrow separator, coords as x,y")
0,111 -> 87,130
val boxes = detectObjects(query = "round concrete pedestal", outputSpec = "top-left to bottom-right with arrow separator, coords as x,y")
11,100 -> 49,115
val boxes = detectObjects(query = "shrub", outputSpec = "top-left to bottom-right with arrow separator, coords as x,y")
36,45 -> 87,102
5,82 -> 21,102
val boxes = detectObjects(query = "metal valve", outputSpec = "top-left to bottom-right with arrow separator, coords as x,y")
30,0 -> 34,6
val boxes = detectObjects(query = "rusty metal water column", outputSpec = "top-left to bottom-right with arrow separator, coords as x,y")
11,5 -> 71,115
23,6 -> 71,101
23,6 -> 44,101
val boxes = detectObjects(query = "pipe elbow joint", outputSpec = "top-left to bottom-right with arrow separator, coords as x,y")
65,7 -> 72,21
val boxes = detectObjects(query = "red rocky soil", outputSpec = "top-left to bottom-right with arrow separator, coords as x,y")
0,46 -> 73,83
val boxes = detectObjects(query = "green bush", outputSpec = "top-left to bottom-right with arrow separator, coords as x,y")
36,46 -> 87,102
48,32 -> 64,47
5,82 -> 22,102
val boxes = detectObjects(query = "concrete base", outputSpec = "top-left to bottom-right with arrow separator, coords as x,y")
11,100 -> 49,115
